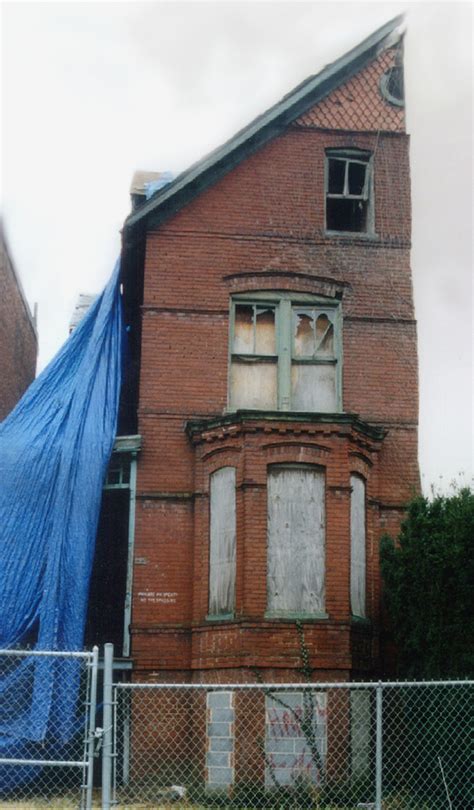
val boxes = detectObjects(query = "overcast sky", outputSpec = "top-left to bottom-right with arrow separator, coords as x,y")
1,1 -> 473,493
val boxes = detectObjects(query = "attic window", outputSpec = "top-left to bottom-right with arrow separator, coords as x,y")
325,149 -> 373,234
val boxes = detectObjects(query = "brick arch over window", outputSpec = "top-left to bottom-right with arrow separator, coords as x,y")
262,442 -> 331,469
224,272 -> 349,300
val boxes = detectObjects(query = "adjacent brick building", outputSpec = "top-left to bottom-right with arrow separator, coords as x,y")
94,16 -> 419,686
0,222 -> 37,420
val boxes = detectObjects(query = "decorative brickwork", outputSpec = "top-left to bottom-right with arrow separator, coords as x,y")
294,48 -> 405,133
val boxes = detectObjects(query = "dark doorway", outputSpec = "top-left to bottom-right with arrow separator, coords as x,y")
84,489 -> 130,652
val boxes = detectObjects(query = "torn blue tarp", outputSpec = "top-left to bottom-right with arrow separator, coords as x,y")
0,260 -> 123,790
144,170 -> 174,199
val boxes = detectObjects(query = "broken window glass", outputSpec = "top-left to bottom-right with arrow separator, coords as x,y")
294,310 -> 316,357
255,307 -> 276,355
293,310 -> 334,357
315,314 -> 334,355
233,305 -> 254,354
233,304 -> 275,355
230,298 -> 340,413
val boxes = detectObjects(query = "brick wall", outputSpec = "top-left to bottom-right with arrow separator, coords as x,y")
0,228 -> 37,420
128,52 -> 419,682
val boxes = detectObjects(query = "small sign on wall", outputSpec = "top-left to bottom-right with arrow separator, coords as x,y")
137,591 -> 178,604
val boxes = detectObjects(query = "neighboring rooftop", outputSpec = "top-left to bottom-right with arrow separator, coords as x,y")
69,293 -> 96,333
0,220 -> 37,339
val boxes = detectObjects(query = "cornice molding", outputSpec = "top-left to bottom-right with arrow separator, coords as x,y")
186,411 -> 387,446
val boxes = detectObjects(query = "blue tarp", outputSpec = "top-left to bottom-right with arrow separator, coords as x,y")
144,170 -> 174,199
0,260 -> 124,790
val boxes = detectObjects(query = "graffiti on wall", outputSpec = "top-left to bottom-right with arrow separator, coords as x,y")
265,692 -> 327,787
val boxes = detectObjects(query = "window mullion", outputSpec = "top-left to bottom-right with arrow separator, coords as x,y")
343,160 -> 349,197
361,163 -> 368,201
278,300 -> 292,410
252,304 -> 257,354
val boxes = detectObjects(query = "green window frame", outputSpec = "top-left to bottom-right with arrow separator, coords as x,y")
228,292 -> 342,412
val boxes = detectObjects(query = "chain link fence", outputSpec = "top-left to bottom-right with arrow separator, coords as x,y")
0,648 -> 471,810
112,681 -> 473,810
0,648 -> 98,809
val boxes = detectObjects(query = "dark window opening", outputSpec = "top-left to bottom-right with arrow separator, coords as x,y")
326,151 -> 371,234
327,198 -> 368,232
105,456 -> 131,487
328,159 -> 345,194
348,162 -> 366,196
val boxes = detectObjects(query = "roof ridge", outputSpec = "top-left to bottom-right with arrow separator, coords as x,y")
124,15 -> 404,234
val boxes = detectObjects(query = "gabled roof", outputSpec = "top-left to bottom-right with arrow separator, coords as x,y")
124,15 -> 404,235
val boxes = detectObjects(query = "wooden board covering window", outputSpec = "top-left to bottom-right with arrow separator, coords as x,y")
209,467 -> 236,616
267,466 -> 325,615
350,474 -> 366,618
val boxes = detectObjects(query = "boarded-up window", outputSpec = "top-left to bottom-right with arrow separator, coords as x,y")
291,362 -> 337,411
230,361 -> 277,410
209,467 -> 236,616
351,690 -> 371,779
265,691 -> 327,786
350,474 -> 366,618
267,466 -> 325,615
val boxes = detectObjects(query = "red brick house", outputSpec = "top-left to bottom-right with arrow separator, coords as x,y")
0,222 -> 37,421
89,15 -> 419,686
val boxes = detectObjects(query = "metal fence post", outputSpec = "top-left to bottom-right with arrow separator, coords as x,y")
102,643 -> 114,810
84,646 -> 99,810
375,681 -> 383,810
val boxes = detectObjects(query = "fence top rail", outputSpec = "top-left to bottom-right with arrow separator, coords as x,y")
115,679 -> 474,691
0,648 -> 93,659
